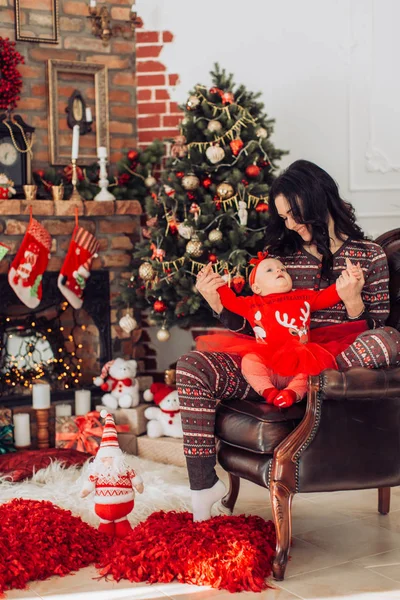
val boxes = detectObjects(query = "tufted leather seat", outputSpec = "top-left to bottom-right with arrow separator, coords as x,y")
215,227 -> 400,581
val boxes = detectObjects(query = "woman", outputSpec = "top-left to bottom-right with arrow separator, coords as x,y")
177,160 -> 400,522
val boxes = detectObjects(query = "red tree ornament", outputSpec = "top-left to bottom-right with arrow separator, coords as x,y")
154,299 -> 167,313
232,275 -> 246,294
176,171 -> 185,179
35,169 -> 45,179
241,179 -> 249,187
209,87 -> 223,96
208,253 -> 218,263
221,91 -> 235,105
245,165 -> 261,178
0,38 -> 24,110
127,150 -> 139,162
230,139 -> 244,156
255,202 -> 269,212
202,177 -> 212,188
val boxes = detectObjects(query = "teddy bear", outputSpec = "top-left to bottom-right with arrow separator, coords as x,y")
143,383 -> 182,438
94,358 -> 140,410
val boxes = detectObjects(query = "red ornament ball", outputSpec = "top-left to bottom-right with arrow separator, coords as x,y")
176,171 -> 185,179
255,202 -> 269,213
153,299 -> 167,313
202,178 -> 212,189
35,169 -> 45,179
230,139 -> 244,156
208,253 -> 218,264
127,150 -> 139,162
232,275 -> 246,294
245,165 -> 261,178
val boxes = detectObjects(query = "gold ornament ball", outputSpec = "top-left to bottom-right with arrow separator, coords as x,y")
206,144 -> 225,164
256,126 -> 268,139
119,314 -> 137,334
186,234 -> 203,257
157,327 -> 171,342
145,176 -> 157,188
208,229 -> 223,242
216,182 -> 235,200
207,120 -> 222,133
138,262 -> 154,280
187,95 -> 200,109
181,173 -> 200,191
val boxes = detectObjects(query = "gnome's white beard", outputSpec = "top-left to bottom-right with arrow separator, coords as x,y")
89,455 -> 129,483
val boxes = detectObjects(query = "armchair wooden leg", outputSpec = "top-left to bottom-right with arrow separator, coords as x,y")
221,473 -> 240,512
270,480 -> 294,581
378,487 -> 391,515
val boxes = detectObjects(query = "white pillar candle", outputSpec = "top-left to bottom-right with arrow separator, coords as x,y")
75,390 -> 91,415
89,0 -> 96,7
97,146 -> 107,159
85,107 -> 92,123
71,124 -> 80,160
55,404 -> 72,418
32,382 -> 51,409
13,413 -> 31,447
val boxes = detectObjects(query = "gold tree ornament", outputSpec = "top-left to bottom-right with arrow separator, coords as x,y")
157,326 -> 171,342
181,173 -> 200,190
216,182 -> 235,200
138,262 -> 155,281
206,144 -> 225,164
186,95 -> 200,110
208,228 -> 223,242
145,175 -> 157,188
256,126 -> 268,139
177,222 -> 193,240
119,314 -> 137,334
207,120 -> 222,133
186,234 -> 203,257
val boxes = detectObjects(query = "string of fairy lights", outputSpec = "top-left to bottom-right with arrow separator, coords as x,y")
0,301 -> 88,395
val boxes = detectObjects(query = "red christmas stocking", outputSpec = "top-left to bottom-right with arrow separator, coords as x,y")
8,217 -> 52,309
58,224 -> 100,309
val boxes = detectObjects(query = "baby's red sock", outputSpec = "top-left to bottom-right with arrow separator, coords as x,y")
262,387 -> 279,405
273,389 -> 297,408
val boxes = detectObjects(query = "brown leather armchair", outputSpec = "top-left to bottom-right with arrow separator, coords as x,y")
215,227 -> 400,581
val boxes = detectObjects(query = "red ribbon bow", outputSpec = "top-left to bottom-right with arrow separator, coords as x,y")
56,411 -> 129,455
249,251 -> 268,266
109,376 -> 133,390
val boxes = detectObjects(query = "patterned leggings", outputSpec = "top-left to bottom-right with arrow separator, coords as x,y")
176,326 -> 400,490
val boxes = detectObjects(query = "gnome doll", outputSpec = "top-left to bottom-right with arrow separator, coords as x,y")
80,410 -> 144,538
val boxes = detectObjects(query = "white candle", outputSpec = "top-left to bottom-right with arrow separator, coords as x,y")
75,390 -> 91,415
32,382 -> 51,409
55,404 -> 72,418
97,146 -> 107,159
85,107 -> 92,123
13,413 -> 31,447
71,124 -> 80,160
89,0 -> 96,7
131,3 -> 135,10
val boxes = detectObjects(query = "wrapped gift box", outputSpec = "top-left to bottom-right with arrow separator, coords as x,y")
0,407 -> 16,454
95,404 -> 148,436
55,411 -> 103,455
118,432 -> 138,455
137,435 -> 185,468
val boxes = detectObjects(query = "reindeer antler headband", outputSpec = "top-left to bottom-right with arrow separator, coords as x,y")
249,251 -> 269,287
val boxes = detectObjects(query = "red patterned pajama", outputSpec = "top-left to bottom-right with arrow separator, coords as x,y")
177,326 -> 400,490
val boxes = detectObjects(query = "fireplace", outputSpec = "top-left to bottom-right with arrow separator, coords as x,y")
0,271 -> 111,407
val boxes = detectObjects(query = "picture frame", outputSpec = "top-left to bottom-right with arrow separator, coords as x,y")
48,60 -> 109,166
15,0 -> 60,45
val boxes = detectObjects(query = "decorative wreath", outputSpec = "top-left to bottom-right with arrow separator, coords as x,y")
0,37 -> 24,110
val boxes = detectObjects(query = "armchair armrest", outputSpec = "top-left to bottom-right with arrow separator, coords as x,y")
319,367 -> 400,401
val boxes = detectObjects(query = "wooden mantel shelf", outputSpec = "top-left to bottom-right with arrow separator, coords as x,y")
0,199 -> 142,217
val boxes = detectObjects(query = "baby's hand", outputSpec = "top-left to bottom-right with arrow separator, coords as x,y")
345,257 -> 363,280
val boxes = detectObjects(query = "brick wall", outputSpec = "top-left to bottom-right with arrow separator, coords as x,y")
136,30 -> 183,146
1,0 -> 136,168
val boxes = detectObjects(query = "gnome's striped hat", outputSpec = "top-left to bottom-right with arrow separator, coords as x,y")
98,410 -> 122,458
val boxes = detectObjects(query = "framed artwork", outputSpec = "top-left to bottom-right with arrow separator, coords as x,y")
48,59 -> 109,166
15,0 -> 59,44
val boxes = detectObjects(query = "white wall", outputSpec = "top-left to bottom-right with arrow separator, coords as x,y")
137,0 -> 400,368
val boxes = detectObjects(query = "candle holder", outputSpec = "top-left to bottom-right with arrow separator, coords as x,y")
35,408 -> 50,449
69,158 -> 84,202
94,155 -> 115,201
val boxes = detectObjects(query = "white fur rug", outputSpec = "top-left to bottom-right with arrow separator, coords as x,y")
0,456 -> 192,527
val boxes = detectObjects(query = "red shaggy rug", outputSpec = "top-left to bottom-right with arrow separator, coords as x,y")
98,510 -> 276,593
0,498 -> 111,596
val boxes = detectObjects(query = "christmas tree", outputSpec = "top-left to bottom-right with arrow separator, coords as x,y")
122,65 -> 287,340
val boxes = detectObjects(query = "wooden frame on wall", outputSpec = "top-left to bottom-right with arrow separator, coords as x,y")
15,0 -> 60,44
48,59 -> 109,166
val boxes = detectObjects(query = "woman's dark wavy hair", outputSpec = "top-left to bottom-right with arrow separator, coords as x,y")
265,160 -> 366,279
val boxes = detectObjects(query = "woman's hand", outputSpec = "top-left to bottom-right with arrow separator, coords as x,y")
336,258 -> 365,317
196,262 -> 226,314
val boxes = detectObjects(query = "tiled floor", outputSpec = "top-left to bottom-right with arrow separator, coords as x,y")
5,470 -> 400,600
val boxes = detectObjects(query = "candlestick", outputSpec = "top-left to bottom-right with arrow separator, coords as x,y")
85,107 -> 92,123
94,152 -> 115,201
75,390 -> 91,415
69,158 -> 84,201
36,409 -> 50,449
32,382 -> 51,409
13,413 -> 31,448
71,124 -> 80,160
55,404 -> 72,418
